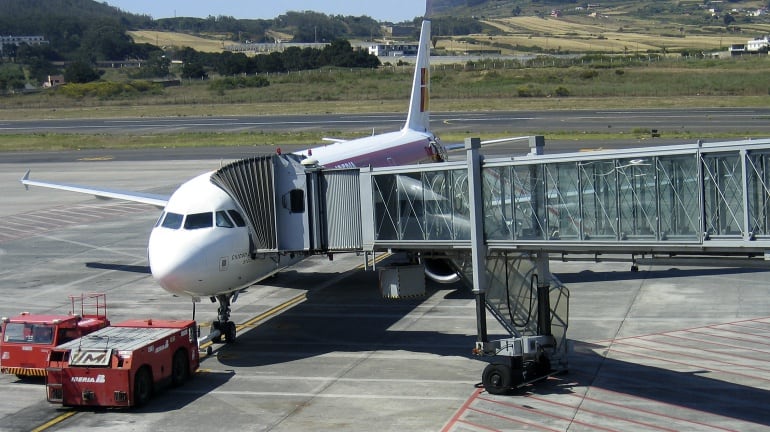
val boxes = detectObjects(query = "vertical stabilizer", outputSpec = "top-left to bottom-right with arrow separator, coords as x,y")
404,20 -> 431,133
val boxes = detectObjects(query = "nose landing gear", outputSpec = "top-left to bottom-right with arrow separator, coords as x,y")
209,293 -> 237,343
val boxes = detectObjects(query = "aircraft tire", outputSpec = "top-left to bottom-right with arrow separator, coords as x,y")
224,321 -> 236,343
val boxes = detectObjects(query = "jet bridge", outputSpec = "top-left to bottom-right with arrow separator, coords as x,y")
211,136 -> 770,394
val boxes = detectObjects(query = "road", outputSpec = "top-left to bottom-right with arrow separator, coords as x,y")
1,108 -> 769,136
2,107 -> 768,164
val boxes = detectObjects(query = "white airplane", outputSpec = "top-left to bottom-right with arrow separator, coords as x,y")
21,20 -> 455,343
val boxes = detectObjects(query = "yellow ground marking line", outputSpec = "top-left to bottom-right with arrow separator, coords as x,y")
198,251 -> 391,352
198,292 -> 307,352
30,411 -> 77,432
236,292 -> 307,331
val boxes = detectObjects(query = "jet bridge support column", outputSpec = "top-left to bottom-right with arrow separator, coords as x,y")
465,138 -> 488,345
473,135 -> 563,395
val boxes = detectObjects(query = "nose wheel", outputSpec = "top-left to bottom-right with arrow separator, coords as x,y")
209,294 -> 237,343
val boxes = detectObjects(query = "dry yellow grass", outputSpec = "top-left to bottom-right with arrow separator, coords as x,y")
128,30 -> 229,53
455,16 -> 751,54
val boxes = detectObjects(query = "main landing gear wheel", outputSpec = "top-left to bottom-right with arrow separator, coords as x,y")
209,293 -> 237,344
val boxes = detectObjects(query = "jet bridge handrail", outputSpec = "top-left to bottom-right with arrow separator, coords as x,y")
360,138 -> 770,256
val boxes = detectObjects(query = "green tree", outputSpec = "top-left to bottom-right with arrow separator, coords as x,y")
145,52 -> 171,77
0,63 -> 27,92
64,61 -> 100,83
78,21 -> 134,61
181,62 -> 207,79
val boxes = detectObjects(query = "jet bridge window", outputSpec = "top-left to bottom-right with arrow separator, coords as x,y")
161,212 -> 183,229
184,212 -> 213,230
228,210 -> 246,227
216,210 -> 234,228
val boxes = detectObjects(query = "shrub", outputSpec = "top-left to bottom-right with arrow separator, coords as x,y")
553,86 -> 570,97
517,85 -> 543,97
209,75 -> 270,92
56,81 -> 163,100
579,69 -> 599,79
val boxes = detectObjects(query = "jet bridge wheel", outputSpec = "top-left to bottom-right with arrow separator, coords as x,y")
482,363 -> 514,395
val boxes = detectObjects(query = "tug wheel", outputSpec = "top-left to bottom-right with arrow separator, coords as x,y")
171,349 -> 189,386
482,363 -> 513,395
134,367 -> 153,406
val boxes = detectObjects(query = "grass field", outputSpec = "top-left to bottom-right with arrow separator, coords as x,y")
125,17 -> 770,56
2,17 -> 770,152
460,16 -> 768,54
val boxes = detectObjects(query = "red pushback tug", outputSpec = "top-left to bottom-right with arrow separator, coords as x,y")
0,293 -> 110,378
46,319 -> 199,407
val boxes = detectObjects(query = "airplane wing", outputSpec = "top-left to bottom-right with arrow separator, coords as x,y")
21,170 -> 169,208
322,137 -> 348,144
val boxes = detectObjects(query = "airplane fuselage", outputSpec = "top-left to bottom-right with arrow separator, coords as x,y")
148,128 -> 440,299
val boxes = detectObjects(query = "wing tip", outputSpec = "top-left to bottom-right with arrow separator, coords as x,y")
21,170 -> 30,190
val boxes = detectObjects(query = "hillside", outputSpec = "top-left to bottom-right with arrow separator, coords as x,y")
424,0 -> 770,55
430,0 -> 770,20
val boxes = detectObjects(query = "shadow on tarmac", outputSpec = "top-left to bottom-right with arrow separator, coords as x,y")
556,266 -> 769,284
86,262 -> 151,274
515,339 -> 770,427
217,265 -> 770,427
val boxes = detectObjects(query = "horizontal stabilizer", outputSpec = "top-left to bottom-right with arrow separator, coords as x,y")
443,136 -> 532,152
21,170 -> 169,208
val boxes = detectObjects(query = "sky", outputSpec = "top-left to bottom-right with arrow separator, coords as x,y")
101,1 -> 427,23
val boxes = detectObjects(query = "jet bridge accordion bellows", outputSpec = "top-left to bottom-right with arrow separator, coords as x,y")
211,156 -> 278,251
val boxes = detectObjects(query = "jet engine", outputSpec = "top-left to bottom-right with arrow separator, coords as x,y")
421,256 -> 461,284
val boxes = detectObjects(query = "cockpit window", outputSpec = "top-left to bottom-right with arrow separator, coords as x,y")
184,212 -> 213,230
154,212 -> 165,227
228,210 -> 246,227
161,212 -> 183,229
216,210 -> 234,228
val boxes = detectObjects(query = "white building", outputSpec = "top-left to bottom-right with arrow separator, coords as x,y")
368,43 -> 418,57
0,35 -> 49,53
747,36 -> 769,52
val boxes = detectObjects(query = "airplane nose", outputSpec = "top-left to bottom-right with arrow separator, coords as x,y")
148,228 -> 201,296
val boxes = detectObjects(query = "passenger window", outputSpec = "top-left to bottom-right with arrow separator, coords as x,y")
161,212 -> 183,229
216,211 -> 234,228
228,210 -> 247,227
184,212 -> 213,230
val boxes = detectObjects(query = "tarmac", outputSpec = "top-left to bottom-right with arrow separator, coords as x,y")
1,157 -> 769,431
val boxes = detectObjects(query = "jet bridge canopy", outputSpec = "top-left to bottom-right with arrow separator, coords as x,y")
361,138 -> 770,257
